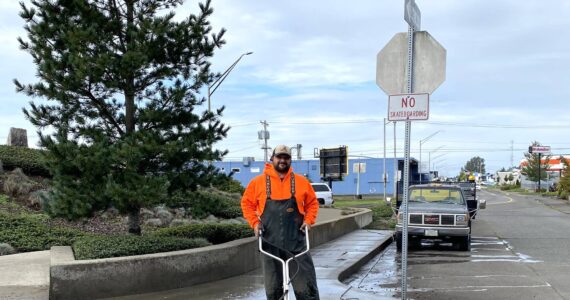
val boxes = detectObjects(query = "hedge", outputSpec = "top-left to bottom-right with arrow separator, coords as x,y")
73,235 -> 211,260
0,211 -> 84,252
167,189 -> 243,219
0,145 -> 50,177
153,223 -> 253,245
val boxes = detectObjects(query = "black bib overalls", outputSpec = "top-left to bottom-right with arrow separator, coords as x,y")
260,173 -> 320,300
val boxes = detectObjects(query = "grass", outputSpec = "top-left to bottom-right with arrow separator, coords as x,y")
332,195 -> 389,208
332,195 -> 396,230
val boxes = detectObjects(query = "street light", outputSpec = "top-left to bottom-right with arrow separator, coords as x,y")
419,130 -> 443,183
208,51 -> 253,112
428,145 -> 445,180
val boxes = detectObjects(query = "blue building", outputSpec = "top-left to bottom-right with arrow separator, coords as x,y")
213,157 -> 423,196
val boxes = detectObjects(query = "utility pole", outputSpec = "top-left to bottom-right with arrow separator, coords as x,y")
259,120 -> 270,162
510,140 -> 514,169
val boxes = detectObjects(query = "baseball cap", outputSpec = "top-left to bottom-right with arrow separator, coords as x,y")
272,144 -> 291,157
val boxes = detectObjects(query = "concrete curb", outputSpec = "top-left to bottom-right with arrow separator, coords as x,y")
50,209 -> 373,300
316,230 -> 395,300
337,231 -> 394,282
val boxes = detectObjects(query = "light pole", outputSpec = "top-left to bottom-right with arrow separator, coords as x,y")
419,130 -> 442,183
383,118 -> 390,201
208,51 -> 253,112
431,153 -> 448,177
428,145 -> 445,181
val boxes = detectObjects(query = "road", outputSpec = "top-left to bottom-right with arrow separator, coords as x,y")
345,189 -> 570,299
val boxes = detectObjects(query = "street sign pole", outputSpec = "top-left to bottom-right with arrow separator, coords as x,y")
401,23 -> 415,300
376,2 -> 445,297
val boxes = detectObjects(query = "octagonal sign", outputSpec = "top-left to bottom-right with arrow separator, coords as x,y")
376,31 -> 446,95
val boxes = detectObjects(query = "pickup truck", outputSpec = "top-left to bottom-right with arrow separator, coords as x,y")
456,182 -> 479,218
395,184 -> 483,251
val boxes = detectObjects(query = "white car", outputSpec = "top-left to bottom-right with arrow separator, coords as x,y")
310,183 -> 334,205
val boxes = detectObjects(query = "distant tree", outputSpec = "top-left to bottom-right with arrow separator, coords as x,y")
15,0 -> 228,234
507,173 -> 514,184
499,167 -> 506,172
458,169 -> 467,181
558,157 -> 570,197
464,156 -> 485,174
521,141 -> 550,184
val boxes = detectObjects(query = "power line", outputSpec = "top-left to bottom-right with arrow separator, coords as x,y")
267,119 -> 570,129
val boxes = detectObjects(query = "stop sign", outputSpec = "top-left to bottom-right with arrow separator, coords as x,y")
376,31 -> 446,95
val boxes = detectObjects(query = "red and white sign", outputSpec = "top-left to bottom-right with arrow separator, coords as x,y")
529,146 -> 551,154
388,93 -> 429,121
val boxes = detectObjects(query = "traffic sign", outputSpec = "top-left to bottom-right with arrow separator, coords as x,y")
376,31 -> 446,95
388,93 -> 429,121
404,0 -> 421,30
529,146 -> 551,154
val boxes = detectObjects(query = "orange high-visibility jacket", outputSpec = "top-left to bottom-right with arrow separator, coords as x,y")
241,163 -> 319,229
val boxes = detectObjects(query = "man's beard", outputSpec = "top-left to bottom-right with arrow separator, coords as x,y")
274,163 -> 290,173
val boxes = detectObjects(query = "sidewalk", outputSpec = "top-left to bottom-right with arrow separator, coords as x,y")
108,229 -> 395,300
0,250 -> 50,300
535,196 -> 570,214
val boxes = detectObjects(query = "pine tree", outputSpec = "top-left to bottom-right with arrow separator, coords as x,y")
15,0 -> 228,234
558,157 -> 570,197
521,141 -> 550,184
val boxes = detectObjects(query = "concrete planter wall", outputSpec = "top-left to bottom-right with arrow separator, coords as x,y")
50,209 -> 372,300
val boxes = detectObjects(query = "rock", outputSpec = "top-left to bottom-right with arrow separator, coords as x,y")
234,217 -> 247,224
152,204 -> 167,213
170,218 -> 191,227
156,209 -> 173,223
203,214 -> 218,223
0,243 -> 16,256
220,219 -> 242,225
144,218 -> 163,227
27,191 -> 43,209
6,128 -> 28,147
140,208 -> 155,220
101,207 -> 120,220
173,208 -> 186,218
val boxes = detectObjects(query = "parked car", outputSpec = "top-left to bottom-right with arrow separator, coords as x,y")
310,183 -> 334,205
395,184 -> 477,251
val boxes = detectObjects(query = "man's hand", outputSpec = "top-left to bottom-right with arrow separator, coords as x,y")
300,222 -> 311,232
254,223 -> 261,238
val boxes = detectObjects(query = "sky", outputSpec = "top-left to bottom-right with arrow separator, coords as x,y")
1,0 -> 570,177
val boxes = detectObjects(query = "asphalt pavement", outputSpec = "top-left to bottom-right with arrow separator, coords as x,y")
356,188 -> 570,300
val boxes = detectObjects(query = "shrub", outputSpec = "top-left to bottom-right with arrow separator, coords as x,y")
0,243 -> 16,255
560,190 -> 569,200
73,235 -> 211,260
0,211 -> 84,252
0,194 -> 8,205
0,145 -> 49,177
2,168 -> 38,197
370,203 -> 395,218
213,176 -> 245,195
153,223 -> 253,244
167,189 -> 242,219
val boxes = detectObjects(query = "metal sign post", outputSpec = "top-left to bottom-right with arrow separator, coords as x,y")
400,23 -> 415,300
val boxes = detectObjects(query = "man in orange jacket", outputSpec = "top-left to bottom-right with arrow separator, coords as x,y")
241,144 -> 320,300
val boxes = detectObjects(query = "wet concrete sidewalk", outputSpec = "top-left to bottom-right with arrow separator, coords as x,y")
0,250 -> 50,300
108,229 -> 395,300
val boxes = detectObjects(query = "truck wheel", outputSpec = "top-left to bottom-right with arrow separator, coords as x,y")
458,235 -> 471,251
